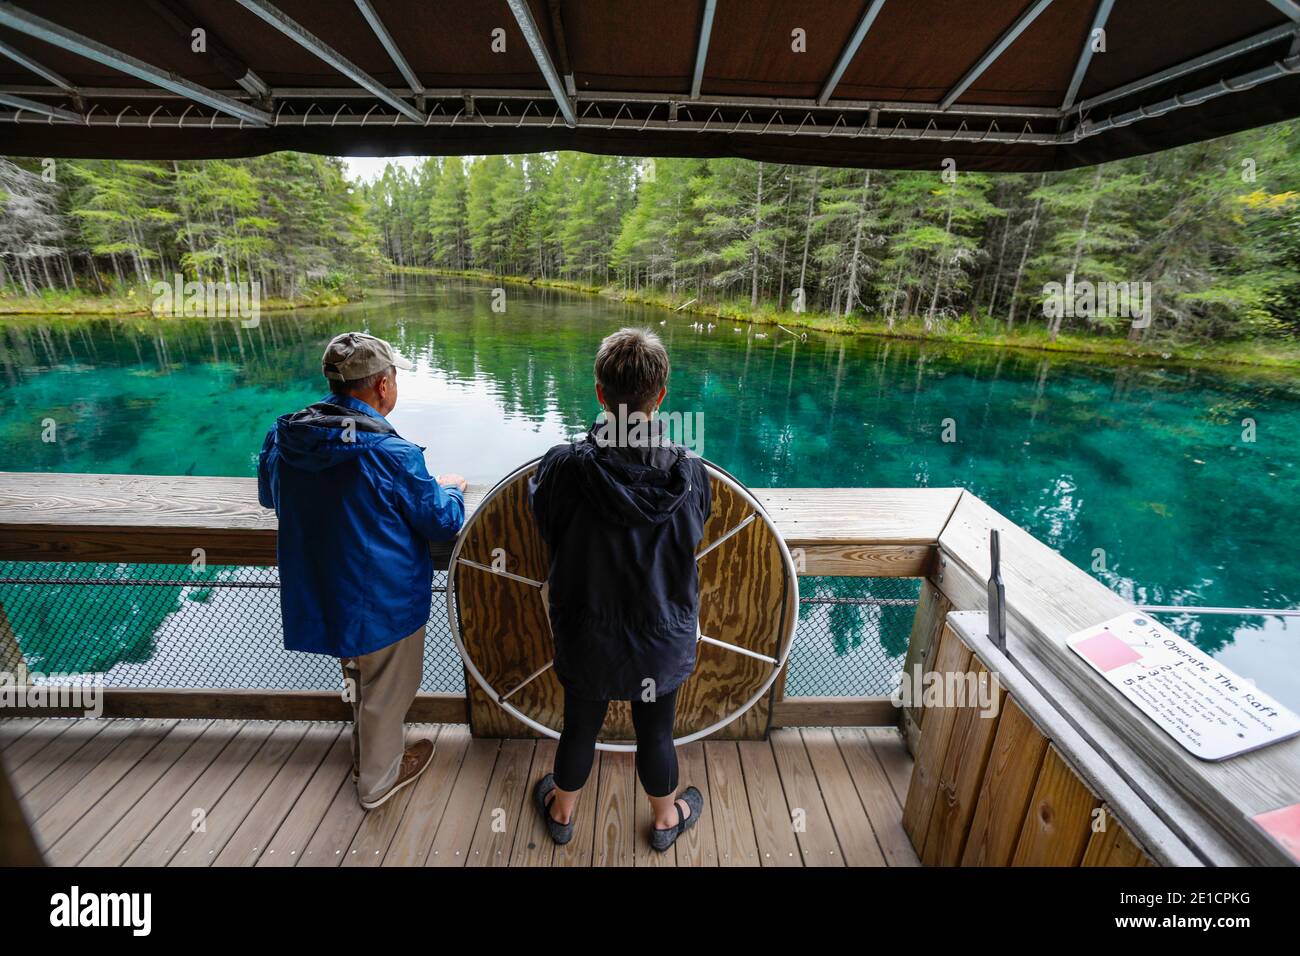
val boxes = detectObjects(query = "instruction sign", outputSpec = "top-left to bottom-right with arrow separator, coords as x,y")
1066,611 -> 1300,761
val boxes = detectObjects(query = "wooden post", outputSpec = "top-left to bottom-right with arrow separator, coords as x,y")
0,597 -> 28,685
1082,810 -> 1154,867
905,617 -> 1185,867
1011,745 -> 1101,865
901,623 -> 972,848
921,659 -> 1006,866
898,579 -> 951,755
933,488 -> 1298,865
961,697 -> 1048,866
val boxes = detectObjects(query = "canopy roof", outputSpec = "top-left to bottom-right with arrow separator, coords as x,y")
2,0 -> 1299,171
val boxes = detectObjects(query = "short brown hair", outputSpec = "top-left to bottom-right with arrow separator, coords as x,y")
594,327 -> 670,412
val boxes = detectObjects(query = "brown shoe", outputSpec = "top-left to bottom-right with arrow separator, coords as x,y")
359,739 -> 434,810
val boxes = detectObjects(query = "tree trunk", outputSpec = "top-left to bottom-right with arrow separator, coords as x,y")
844,170 -> 872,319
776,176 -> 794,310
16,255 -> 34,296
926,191 -> 956,331
750,162 -> 764,308
986,207 -> 1012,318
797,170 -> 820,301
1007,172 -> 1047,331
1050,166 -> 1103,341
885,260 -> 905,330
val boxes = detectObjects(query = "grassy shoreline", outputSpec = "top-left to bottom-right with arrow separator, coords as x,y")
8,269 -> 1299,372
0,286 -> 359,317
396,266 -> 1300,372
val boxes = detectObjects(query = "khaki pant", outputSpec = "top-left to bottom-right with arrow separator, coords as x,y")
340,626 -> 425,805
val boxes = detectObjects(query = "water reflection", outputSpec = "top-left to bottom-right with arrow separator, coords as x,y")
1,276 -> 1298,705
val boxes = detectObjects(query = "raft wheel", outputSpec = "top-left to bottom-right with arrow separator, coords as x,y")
446,456 -> 800,751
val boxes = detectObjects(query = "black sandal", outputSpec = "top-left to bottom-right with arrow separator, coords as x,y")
533,774 -> 575,846
651,786 -> 703,853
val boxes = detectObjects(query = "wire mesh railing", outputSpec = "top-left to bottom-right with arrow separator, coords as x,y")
0,563 -> 919,698
788,577 -> 921,697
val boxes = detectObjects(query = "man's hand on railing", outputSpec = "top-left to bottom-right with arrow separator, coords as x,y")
437,474 -> 468,493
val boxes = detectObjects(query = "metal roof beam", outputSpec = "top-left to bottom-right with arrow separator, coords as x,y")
0,38 -> 77,93
818,0 -> 887,106
691,0 -> 717,99
0,82 -> 1065,118
505,0 -> 575,125
235,0 -> 425,122
1060,0 -> 1114,111
1078,49 -> 1300,140
144,0 -> 270,100
1074,22 -> 1298,114
0,106 -> 1067,145
940,0 -> 1055,110
0,4 -> 270,125
0,90 -> 81,122
234,71 -> 270,99
543,0 -> 576,97
1265,0 -> 1300,22
353,0 -> 423,95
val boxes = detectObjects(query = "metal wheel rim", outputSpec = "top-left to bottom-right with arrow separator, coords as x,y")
446,455 -> 800,751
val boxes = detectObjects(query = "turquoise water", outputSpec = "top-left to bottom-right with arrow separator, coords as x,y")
2,276 -> 1298,706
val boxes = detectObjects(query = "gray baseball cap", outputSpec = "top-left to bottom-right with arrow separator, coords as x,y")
321,331 -> 413,382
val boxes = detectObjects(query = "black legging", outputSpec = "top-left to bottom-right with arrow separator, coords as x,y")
553,687 -> 679,798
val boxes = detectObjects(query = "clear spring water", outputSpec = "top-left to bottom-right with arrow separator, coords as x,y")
2,276 -> 1297,707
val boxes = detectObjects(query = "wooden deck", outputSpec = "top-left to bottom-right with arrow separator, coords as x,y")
1,717 -> 918,867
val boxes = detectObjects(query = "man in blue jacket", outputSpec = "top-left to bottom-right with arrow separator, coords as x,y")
258,331 -> 466,809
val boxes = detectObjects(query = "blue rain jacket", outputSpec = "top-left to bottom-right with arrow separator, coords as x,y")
257,394 -> 464,659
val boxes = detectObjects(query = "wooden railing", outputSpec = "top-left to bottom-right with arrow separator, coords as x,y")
0,472 -> 955,574
0,472 -> 959,729
2,471 -> 1296,866
905,492 -> 1300,866
906,613 -> 1185,867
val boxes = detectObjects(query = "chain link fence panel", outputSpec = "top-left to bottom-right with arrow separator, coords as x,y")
0,562 -> 918,698
787,576 -> 920,697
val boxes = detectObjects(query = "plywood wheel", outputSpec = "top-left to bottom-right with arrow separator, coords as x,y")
447,457 -> 799,750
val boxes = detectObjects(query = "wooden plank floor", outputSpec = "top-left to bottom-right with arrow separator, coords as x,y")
2,718 -> 918,867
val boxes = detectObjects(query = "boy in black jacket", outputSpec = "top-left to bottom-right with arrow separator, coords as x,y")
529,327 -> 710,852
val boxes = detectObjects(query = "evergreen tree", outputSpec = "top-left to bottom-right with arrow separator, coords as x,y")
428,156 -> 469,270
692,159 -> 788,306
68,160 -> 176,285
5,122 -> 1300,350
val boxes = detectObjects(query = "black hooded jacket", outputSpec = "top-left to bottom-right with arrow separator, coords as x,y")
529,418 -> 712,701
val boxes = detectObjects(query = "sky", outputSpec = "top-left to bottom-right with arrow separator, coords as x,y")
340,155 -> 424,184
